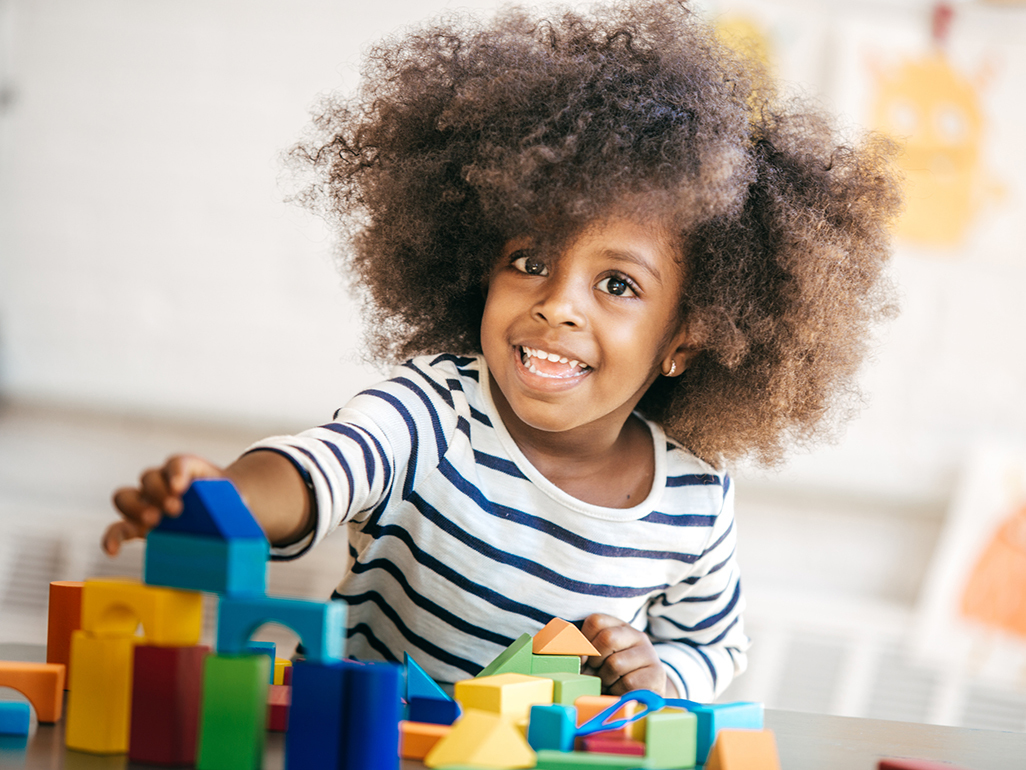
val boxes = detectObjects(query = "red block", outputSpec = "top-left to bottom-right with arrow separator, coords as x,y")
581,734 -> 646,756
129,644 -> 208,766
880,760 -> 972,770
46,581 -> 83,688
267,684 -> 290,732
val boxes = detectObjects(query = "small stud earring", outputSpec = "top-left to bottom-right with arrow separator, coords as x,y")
666,360 -> 677,377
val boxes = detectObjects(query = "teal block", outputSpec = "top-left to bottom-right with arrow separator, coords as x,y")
527,704 -> 577,752
531,654 -> 581,676
404,652 -> 451,702
644,708 -> 696,769
545,672 -> 601,705
196,654 -> 269,770
688,701 -> 763,764
476,633 -> 533,677
0,702 -> 30,736
245,641 -> 276,683
145,530 -> 268,596
216,595 -> 346,664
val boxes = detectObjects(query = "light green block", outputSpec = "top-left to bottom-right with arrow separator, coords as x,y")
545,672 -> 602,705
644,708 -> 697,769
477,632 -> 534,677
534,749 -> 649,768
197,653 -> 270,770
531,653 -> 581,676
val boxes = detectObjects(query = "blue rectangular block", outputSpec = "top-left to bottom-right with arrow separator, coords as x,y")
407,695 -> 461,726
285,660 -> 350,770
527,704 -> 576,752
343,662 -> 403,770
217,595 -> 345,664
246,641 -> 277,682
688,701 -> 764,764
145,530 -> 268,596
0,702 -> 30,736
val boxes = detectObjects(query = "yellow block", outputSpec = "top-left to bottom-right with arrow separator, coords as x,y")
424,709 -> 535,769
65,631 -> 136,754
455,673 -> 553,722
273,657 -> 292,685
80,577 -> 202,645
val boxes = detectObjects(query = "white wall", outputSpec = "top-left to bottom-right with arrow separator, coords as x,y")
2,0 -> 1026,504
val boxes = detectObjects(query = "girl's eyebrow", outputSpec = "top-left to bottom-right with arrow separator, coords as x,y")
601,248 -> 664,284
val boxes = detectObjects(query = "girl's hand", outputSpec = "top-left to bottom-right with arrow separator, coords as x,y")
581,613 -> 670,697
105,454 -> 224,556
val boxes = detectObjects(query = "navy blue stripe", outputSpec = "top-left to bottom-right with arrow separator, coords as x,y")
657,581 -> 741,634
639,512 -> 717,526
348,550 -> 514,648
311,441 -> 355,515
705,616 -> 741,646
361,520 -> 552,624
681,641 -> 717,688
469,405 -> 492,426
429,353 -> 476,370
660,657 -> 689,699
473,451 -> 528,480
247,447 -> 320,561
352,423 -> 393,499
655,587 -> 728,605
337,589 -> 482,674
666,473 -> 722,487
408,491 -> 668,597
319,424 -> 375,490
439,458 -> 702,564
445,378 -> 464,393
392,377 -> 447,459
344,621 -> 399,663
362,389 -> 420,499
699,520 -> 734,560
456,416 -> 471,440
402,360 -> 455,410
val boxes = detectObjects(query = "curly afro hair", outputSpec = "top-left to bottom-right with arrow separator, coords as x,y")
290,0 -> 901,466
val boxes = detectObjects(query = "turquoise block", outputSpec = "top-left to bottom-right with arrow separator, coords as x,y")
0,702 -> 30,736
217,595 -> 346,664
688,701 -> 763,764
145,530 -> 268,596
404,652 -> 452,702
527,704 -> 577,752
246,641 -> 276,682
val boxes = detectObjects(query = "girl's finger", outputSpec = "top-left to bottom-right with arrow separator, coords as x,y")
111,486 -> 162,527
163,455 -> 223,498
102,519 -> 147,556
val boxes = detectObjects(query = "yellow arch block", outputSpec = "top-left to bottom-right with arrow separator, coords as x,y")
0,661 -> 66,722
454,673 -> 553,722
80,578 -> 202,645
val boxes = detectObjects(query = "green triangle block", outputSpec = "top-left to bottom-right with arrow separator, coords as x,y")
476,633 -> 533,678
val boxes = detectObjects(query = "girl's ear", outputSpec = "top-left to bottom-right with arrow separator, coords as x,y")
660,323 -> 701,378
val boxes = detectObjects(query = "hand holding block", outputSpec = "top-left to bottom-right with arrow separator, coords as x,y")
156,478 -> 266,539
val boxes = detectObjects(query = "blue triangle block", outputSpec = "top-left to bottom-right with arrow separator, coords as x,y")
155,478 -> 266,540
404,652 -> 451,702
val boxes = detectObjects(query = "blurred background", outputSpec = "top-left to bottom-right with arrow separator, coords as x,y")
2,0 -> 1026,732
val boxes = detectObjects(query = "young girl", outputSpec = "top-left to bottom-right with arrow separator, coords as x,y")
104,1 -> 900,702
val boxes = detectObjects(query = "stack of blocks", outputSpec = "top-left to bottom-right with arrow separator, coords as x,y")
39,478 -> 403,769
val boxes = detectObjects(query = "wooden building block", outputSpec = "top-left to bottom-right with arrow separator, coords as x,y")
80,578 -> 202,646
545,673 -> 601,705
145,531 -> 268,597
196,654 -> 269,770
267,684 -> 290,732
688,701 -> 763,765
273,658 -> 292,685
455,673 -> 553,721
573,696 -> 641,739
580,734 -> 646,756
533,619 -> 599,657
878,760 -> 973,770
399,721 -> 451,760
705,728 -> 780,770
216,595 -> 345,664
408,696 -> 461,725
285,660 -> 349,770
0,702 -> 30,736
424,709 -> 536,768
477,633 -> 534,678
156,479 -> 266,539
527,704 -> 577,752
129,644 -> 208,766
0,661 -> 65,723
245,641 -> 275,682
343,661 -> 403,770
406,651 -> 452,701
65,632 -> 135,753
46,580 -> 82,687
534,749 -> 647,768
532,654 -> 581,676
644,707 -> 696,769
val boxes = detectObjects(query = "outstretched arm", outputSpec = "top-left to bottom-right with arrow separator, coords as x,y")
105,450 -> 312,555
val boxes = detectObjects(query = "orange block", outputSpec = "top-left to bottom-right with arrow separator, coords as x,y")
705,729 -> 781,770
573,695 -> 641,740
46,581 -> 83,687
400,721 -> 451,759
533,619 -> 599,656
0,661 -> 66,723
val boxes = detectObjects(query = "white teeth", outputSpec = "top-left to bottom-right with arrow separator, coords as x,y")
520,346 -> 589,372
569,360 -> 578,368
559,357 -> 568,364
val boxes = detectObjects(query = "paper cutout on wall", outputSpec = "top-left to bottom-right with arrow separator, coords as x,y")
960,502 -> 1026,638
869,51 -> 1003,248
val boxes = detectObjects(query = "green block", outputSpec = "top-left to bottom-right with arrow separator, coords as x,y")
197,653 -> 270,770
644,708 -> 697,769
531,653 -> 580,676
545,672 -> 602,705
477,633 -> 533,677
534,749 -> 649,768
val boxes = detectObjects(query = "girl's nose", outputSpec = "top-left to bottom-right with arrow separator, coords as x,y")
532,275 -> 587,328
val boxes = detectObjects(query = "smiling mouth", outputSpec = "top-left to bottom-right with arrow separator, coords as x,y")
518,346 -> 591,378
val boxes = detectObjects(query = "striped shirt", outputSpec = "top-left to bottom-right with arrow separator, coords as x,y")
251,354 -> 748,700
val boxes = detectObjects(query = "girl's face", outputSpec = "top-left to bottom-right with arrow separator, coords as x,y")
481,216 -> 691,439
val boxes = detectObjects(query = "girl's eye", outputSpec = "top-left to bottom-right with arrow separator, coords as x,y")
597,275 -> 636,297
511,253 -> 548,276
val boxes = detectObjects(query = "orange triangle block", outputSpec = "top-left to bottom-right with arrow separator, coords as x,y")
705,728 -> 780,770
423,709 -> 536,768
532,618 -> 600,656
